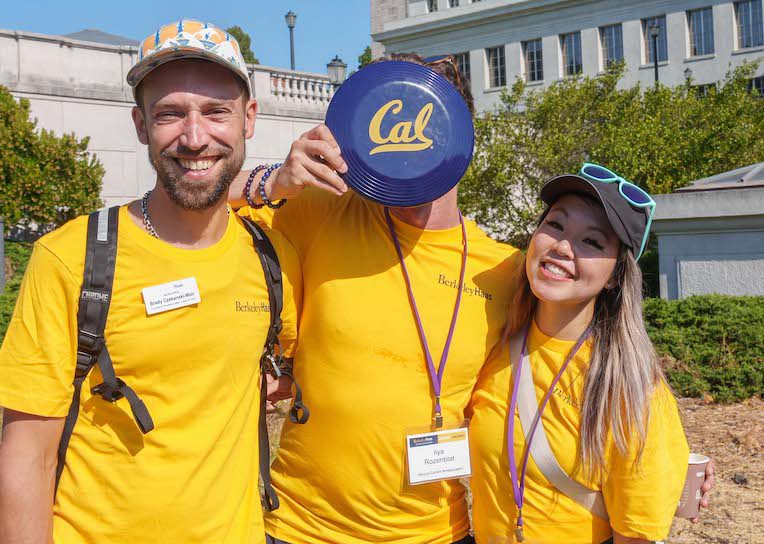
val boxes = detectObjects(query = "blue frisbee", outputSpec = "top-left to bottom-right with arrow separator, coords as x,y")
326,61 -> 474,208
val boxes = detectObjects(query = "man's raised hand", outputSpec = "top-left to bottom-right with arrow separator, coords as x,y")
266,124 -> 348,201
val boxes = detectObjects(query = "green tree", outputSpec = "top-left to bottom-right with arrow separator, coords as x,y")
0,85 -> 103,236
459,61 -> 764,246
226,26 -> 259,64
358,45 -> 372,69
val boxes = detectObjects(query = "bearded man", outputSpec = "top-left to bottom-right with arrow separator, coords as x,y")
0,20 -> 324,543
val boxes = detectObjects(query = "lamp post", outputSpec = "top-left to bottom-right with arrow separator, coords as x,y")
650,23 -> 660,87
684,67 -> 693,86
327,55 -> 347,88
285,10 -> 297,70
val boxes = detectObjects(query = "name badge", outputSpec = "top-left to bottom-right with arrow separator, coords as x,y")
142,277 -> 201,315
406,427 -> 472,485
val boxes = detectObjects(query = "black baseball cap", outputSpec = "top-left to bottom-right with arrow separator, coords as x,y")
539,174 -> 651,258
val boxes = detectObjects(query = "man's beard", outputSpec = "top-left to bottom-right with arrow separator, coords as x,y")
147,141 -> 244,210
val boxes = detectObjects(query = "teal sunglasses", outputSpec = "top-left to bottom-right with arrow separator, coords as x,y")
578,163 -> 656,260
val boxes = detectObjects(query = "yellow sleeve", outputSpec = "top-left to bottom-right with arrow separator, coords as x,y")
238,186 -> 346,260
0,242 -> 80,417
265,228 -> 303,359
603,381 -> 690,540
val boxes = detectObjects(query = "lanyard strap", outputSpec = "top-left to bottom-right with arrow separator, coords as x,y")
384,207 -> 468,428
507,322 -> 592,536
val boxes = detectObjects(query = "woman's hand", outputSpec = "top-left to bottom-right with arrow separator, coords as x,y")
691,458 -> 715,523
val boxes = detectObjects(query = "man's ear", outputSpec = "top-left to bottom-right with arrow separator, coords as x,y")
132,106 -> 149,145
244,98 -> 258,139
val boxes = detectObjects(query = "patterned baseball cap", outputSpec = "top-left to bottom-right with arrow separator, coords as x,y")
127,19 -> 252,100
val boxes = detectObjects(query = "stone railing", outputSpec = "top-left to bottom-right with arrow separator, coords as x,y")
269,69 -> 335,103
250,64 -> 336,119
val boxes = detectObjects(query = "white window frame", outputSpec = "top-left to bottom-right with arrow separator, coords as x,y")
560,31 -> 583,76
485,45 -> 507,88
687,7 -> 715,57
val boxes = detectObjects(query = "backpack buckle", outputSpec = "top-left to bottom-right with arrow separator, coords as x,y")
92,378 -> 126,403
75,350 -> 98,377
77,329 -> 102,352
263,352 -> 282,378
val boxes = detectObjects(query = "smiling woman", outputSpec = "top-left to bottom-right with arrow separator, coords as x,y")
468,165 -> 701,544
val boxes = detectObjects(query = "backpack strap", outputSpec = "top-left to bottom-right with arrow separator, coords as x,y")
56,207 -> 154,490
509,331 -> 610,521
240,216 -> 309,512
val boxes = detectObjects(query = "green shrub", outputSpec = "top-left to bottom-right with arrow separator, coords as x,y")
645,295 -> 764,402
0,85 -> 103,235
0,241 -> 32,342
460,61 -> 764,245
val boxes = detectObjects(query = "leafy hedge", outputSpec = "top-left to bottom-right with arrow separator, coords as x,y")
645,296 -> 764,402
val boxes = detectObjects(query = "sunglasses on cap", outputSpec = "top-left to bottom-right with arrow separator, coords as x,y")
578,163 -> 656,260
423,55 -> 463,89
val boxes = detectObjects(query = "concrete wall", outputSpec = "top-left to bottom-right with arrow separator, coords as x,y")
1,30 -> 334,207
653,188 -> 764,299
372,0 -> 764,112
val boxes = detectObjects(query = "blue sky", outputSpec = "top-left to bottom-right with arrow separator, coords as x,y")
4,1 -> 371,74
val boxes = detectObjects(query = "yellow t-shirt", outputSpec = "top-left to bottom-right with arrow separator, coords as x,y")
0,206 -> 301,544
469,321 -> 690,544
245,188 -> 521,544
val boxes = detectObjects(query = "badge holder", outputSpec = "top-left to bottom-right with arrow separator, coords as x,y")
404,418 -> 471,486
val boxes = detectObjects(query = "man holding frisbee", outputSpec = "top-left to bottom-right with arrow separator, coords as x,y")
234,53 -> 521,544
236,52 -> 714,543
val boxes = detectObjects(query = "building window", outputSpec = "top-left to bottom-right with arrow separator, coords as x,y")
735,1 -> 764,49
560,32 -> 582,76
749,75 -> 764,95
643,16 -> 668,63
694,83 -> 716,97
454,52 -> 471,81
600,24 -> 624,69
523,39 -> 543,82
427,0 -> 438,13
688,7 -> 715,56
486,46 -> 506,87
449,0 -> 459,7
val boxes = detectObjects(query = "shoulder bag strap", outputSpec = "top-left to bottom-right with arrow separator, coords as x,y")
240,216 -> 310,512
509,332 -> 610,521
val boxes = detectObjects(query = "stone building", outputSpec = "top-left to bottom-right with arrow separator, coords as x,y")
371,0 -> 764,112
652,162 -> 764,299
0,29 -> 346,206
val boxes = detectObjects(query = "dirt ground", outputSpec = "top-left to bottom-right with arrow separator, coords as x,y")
667,397 -> 763,544
268,396 -> 763,543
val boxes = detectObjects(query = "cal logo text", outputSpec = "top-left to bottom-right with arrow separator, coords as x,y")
368,99 -> 434,155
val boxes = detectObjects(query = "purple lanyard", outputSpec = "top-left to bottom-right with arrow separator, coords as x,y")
506,322 -> 592,541
384,207 -> 468,428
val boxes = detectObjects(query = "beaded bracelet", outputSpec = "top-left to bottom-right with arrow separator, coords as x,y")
244,165 -> 268,208
258,163 -> 287,209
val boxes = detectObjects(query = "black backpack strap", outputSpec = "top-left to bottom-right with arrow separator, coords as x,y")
240,217 -> 310,512
56,207 -> 154,490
